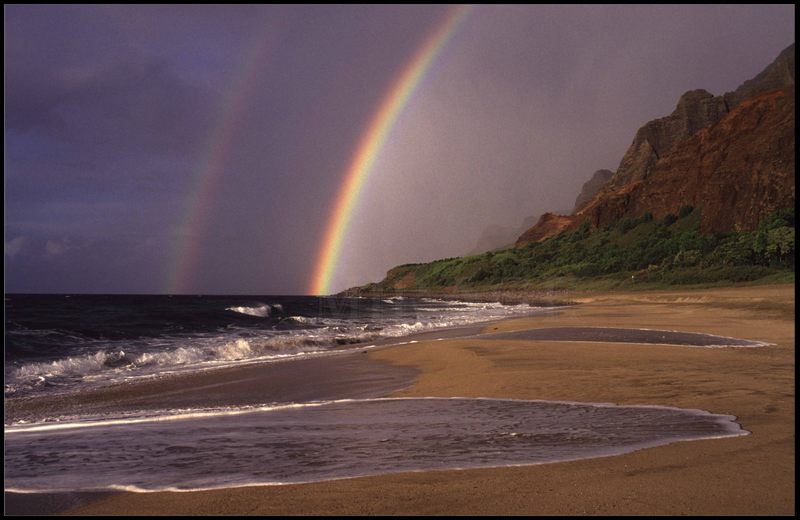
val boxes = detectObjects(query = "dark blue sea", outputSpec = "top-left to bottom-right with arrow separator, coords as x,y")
5,294 -> 538,399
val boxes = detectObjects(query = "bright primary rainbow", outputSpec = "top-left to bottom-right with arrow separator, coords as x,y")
308,5 -> 473,295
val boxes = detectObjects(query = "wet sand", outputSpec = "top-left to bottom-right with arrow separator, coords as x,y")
481,325 -> 768,346
10,284 -> 796,515
4,351 -> 418,425
5,352 -> 418,515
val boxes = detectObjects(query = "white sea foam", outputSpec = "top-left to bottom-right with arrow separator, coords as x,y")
11,350 -> 131,380
6,337 -> 330,397
6,299 -> 544,398
284,315 -> 323,325
226,304 -> 273,317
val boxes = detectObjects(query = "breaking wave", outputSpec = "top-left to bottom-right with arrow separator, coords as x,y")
226,303 -> 283,318
5,336 -> 334,397
5,295 -> 543,398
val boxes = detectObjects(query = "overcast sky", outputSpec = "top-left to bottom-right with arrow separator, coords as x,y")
4,4 -> 795,294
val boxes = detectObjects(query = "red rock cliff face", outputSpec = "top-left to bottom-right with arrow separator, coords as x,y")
572,169 -> 615,213
580,86 -> 795,233
606,43 -> 795,192
606,89 -> 729,191
515,212 -> 576,248
514,43 -> 795,246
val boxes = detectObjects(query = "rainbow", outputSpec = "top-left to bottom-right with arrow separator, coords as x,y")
309,5 -> 472,295
165,31 -> 276,294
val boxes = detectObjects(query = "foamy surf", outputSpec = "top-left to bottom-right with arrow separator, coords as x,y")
225,303 -> 284,318
6,295 -> 545,398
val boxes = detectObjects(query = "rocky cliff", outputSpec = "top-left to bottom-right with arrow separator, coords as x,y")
515,212 -> 576,248
724,42 -> 795,107
605,89 -> 729,190
582,85 -> 795,233
353,44 -> 796,294
515,43 -> 795,246
468,212 -> 568,255
572,169 -> 614,213
607,43 -> 795,192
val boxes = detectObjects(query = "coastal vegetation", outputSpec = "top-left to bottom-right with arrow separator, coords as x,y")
358,206 -> 795,293
353,44 -> 795,297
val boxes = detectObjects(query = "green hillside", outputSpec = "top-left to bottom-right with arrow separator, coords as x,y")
358,207 -> 795,293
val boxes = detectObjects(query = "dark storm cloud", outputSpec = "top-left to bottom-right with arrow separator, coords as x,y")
5,26 -> 214,157
5,5 -> 226,293
4,4 -> 456,293
4,4 -> 795,294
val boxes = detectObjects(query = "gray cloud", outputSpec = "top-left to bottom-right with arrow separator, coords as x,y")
4,4 -> 794,294
4,236 -> 28,260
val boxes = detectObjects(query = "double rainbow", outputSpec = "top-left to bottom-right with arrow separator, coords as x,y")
308,5 -> 472,295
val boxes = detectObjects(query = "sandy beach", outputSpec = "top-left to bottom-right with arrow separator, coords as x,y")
12,284 -> 795,515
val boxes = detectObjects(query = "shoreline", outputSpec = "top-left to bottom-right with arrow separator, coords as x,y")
4,344 -> 420,428
339,287 -> 580,306
4,306 -> 553,515
4,350 -> 420,516
4,300 -> 559,426
4,295 -> 556,422
6,284 -> 795,515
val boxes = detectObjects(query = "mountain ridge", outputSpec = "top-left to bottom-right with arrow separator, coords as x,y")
345,43 -> 795,295
516,42 -> 794,246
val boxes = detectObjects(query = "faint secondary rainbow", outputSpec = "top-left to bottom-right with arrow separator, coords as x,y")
165,32 -> 276,294
309,5 -> 472,295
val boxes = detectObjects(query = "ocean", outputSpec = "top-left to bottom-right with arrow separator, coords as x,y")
4,294 -> 746,495
4,294 -> 538,400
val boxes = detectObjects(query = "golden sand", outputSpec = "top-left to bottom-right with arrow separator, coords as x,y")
64,284 -> 794,515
